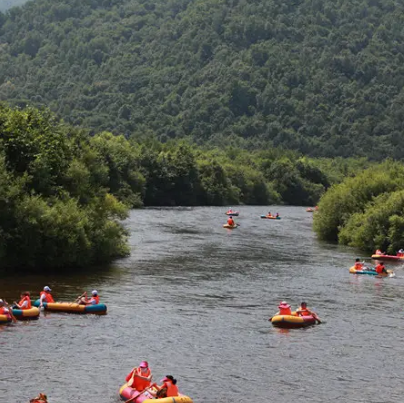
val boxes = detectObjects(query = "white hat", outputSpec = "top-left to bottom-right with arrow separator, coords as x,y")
44,286 -> 52,292
0,299 -> 3,304
92,290 -> 98,295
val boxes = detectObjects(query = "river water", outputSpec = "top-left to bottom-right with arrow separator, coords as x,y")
1,206 -> 404,403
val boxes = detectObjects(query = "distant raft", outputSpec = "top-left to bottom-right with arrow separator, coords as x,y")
223,223 -> 238,229
270,314 -> 316,329
225,211 -> 239,216
260,215 -> 281,219
33,300 -> 107,315
12,307 -> 40,320
371,254 -> 404,261
119,383 -> 193,403
349,266 -> 394,277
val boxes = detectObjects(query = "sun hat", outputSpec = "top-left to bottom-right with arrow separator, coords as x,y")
139,361 -> 149,368
44,286 -> 51,292
278,301 -> 291,309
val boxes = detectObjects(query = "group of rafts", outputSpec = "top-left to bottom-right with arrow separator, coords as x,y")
223,209 -> 281,229
1,290 -> 193,402
0,287 -> 107,324
269,251 -> 399,330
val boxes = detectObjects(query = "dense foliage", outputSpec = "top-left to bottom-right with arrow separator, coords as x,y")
1,0 -> 404,157
313,162 -> 404,252
2,103 -> 362,270
0,104 -> 129,270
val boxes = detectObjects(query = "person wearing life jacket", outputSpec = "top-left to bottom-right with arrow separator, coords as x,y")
126,361 -> 153,391
150,375 -> 179,399
276,301 -> 292,316
354,258 -> 364,271
375,262 -> 388,275
227,216 -> 235,226
227,207 -> 233,214
78,290 -> 100,305
39,286 -> 54,308
375,249 -> 384,255
267,211 -> 272,217
397,248 -> 404,257
0,299 -> 12,319
275,213 -> 279,218
14,291 -> 32,309
29,393 -> 48,403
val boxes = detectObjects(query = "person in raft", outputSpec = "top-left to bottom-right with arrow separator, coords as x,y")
39,286 -> 54,308
276,301 -> 292,316
227,216 -> 235,226
397,248 -> 404,256
126,361 -> 153,391
268,211 -> 272,216
375,262 -> 388,275
149,375 -> 179,398
375,249 -> 385,255
354,258 -> 364,271
0,299 -> 11,319
30,393 -> 48,403
78,290 -> 100,305
13,291 -> 31,309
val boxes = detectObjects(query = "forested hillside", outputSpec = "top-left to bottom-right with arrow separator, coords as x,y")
1,0 -> 404,157
0,0 -> 29,12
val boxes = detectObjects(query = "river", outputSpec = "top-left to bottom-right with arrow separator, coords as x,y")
1,206 -> 404,403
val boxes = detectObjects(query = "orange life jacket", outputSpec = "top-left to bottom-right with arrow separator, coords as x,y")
88,296 -> 100,305
18,295 -> 31,309
163,381 -> 179,397
279,307 -> 292,315
227,218 -> 234,225
375,264 -> 385,274
354,262 -> 363,269
297,308 -> 312,316
40,291 -> 54,303
127,367 -> 151,391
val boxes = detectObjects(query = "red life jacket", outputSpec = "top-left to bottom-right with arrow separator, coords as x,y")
18,296 -> 31,309
279,307 -> 292,315
40,291 -> 54,303
163,381 -> 179,397
227,218 -> 234,225
127,367 -> 151,391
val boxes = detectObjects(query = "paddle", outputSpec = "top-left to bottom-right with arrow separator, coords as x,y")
72,292 -> 87,305
124,387 -> 150,403
4,300 -> 17,323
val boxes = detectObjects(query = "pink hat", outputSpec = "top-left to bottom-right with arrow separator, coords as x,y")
139,361 -> 149,368
278,301 -> 291,309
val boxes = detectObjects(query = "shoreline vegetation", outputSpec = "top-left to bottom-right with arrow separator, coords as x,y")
0,104 -> 368,271
314,162 -> 404,254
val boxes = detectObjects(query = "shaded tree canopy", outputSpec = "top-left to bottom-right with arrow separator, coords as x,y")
0,0 -> 403,157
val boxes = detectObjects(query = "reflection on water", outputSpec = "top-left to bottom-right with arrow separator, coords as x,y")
1,206 -> 404,403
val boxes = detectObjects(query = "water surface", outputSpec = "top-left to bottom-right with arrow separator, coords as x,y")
1,206 -> 404,403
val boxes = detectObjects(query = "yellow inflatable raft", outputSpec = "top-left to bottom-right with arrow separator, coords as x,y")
119,383 -> 193,403
12,307 -> 40,320
33,300 -> 107,314
223,223 -> 238,229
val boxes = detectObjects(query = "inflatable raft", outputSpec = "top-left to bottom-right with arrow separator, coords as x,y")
223,223 -> 238,229
12,307 -> 40,320
260,215 -> 281,219
33,300 -> 107,314
306,208 -> 314,212
349,266 -> 394,277
371,254 -> 404,261
225,211 -> 239,216
270,314 -> 316,329
119,383 -> 193,403
0,313 -> 12,324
